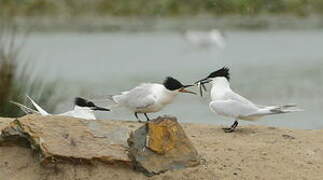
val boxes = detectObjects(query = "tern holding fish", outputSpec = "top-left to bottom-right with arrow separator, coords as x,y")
195,67 -> 303,133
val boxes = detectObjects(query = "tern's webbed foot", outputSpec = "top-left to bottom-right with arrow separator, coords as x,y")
223,120 -> 238,133
222,127 -> 235,133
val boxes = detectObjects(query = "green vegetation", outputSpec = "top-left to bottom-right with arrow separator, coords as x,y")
1,0 -> 323,18
0,24 -> 63,117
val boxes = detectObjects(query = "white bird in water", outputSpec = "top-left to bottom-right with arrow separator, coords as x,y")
11,96 -> 110,120
108,77 -> 196,122
195,67 -> 303,133
184,29 -> 226,49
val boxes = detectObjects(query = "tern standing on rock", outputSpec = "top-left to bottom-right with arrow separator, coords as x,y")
195,67 -> 303,133
108,77 -> 196,122
12,96 -> 110,120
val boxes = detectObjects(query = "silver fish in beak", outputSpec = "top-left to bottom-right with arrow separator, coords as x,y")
194,78 -> 211,97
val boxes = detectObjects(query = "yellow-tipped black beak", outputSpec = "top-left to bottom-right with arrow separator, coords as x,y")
183,84 -> 194,88
92,106 -> 110,111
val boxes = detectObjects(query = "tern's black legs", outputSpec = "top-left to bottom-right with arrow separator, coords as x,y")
223,120 -> 238,133
144,113 -> 150,121
134,112 -> 142,122
134,112 -> 150,122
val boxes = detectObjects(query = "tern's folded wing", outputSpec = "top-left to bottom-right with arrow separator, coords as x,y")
224,91 -> 256,106
209,99 -> 259,118
125,93 -> 156,110
117,84 -> 157,109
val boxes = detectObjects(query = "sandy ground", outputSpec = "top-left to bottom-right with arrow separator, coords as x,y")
0,118 -> 323,180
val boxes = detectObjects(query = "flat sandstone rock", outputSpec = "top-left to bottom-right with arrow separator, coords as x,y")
0,115 -> 142,166
0,115 -> 199,176
0,117 -> 13,132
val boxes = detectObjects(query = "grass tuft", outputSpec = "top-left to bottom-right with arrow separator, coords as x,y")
0,23 -> 63,117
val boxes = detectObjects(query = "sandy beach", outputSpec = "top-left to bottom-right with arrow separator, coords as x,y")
0,116 -> 322,180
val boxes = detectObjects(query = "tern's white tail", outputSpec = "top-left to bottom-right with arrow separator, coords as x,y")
255,104 -> 303,116
26,95 -> 50,115
106,95 -> 115,102
105,95 -> 120,109
10,101 -> 39,114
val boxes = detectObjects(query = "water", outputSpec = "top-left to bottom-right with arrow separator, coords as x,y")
20,30 -> 323,129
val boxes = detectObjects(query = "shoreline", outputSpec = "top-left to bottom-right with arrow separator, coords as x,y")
6,15 -> 323,32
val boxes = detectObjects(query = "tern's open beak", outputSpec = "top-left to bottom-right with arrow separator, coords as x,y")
92,106 -> 110,111
179,85 -> 197,95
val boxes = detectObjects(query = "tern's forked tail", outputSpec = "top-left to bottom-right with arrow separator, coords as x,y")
10,101 -> 39,114
26,95 -> 50,115
270,106 -> 303,114
255,104 -> 303,116
105,95 -> 120,109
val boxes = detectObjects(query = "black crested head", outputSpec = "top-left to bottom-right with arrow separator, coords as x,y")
163,76 -> 184,91
74,97 -> 96,107
207,67 -> 230,80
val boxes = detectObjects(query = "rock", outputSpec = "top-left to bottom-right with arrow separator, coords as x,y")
128,116 -> 200,176
0,117 -> 13,132
0,117 -> 13,139
0,115 -> 141,166
0,115 -> 201,177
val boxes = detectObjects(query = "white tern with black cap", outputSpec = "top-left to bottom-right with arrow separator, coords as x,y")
107,76 -> 196,122
11,95 -> 110,120
195,67 -> 303,133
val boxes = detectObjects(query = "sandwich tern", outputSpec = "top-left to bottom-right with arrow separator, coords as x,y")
108,77 -> 196,122
11,96 -> 110,120
195,67 -> 303,133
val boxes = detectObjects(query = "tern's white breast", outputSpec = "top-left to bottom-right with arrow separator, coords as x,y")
60,107 -> 96,120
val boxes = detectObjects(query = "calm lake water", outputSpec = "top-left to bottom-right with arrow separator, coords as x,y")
20,30 -> 323,129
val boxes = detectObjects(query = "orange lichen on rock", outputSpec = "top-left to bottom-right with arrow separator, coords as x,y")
128,116 -> 200,176
147,118 -> 178,154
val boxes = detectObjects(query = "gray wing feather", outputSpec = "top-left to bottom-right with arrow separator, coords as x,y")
114,84 -> 157,109
210,99 -> 258,118
224,91 -> 256,106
